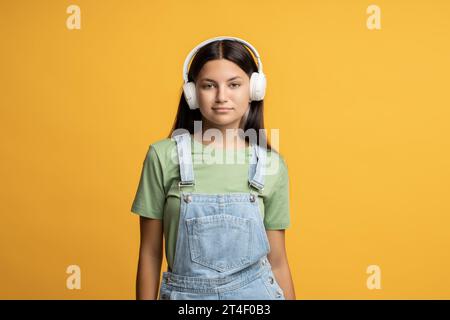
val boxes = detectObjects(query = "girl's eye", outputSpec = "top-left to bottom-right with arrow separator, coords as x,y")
202,83 -> 241,89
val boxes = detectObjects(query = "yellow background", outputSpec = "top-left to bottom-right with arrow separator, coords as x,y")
1,0 -> 449,299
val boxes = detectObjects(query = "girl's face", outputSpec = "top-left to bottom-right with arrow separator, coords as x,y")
195,59 -> 251,130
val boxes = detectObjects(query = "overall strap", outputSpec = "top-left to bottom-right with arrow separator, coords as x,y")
173,132 -> 265,192
173,132 -> 195,187
248,142 -> 266,192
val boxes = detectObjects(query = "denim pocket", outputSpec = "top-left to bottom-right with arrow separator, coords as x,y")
186,214 -> 252,272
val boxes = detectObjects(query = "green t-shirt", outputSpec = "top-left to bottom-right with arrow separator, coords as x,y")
131,134 -> 290,271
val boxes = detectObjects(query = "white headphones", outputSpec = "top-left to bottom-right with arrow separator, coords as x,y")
182,36 -> 267,110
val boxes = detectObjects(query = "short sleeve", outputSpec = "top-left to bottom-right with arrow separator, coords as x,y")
264,156 -> 291,230
130,145 -> 166,219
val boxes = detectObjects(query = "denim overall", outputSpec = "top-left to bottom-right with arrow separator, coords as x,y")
159,132 -> 285,300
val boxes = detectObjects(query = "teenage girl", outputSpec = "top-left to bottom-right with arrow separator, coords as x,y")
131,36 -> 296,300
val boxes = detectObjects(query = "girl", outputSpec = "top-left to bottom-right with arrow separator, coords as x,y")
131,36 -> 296,300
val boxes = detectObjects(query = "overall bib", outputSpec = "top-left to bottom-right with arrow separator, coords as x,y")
159,132 -> 285,300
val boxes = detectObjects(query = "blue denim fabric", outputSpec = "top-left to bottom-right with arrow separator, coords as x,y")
159,132 -> 285,300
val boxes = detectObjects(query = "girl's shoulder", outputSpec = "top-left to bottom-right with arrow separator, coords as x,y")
150,137 -> 176,152
146,137 -> 178,169
265,148 -> 289,179
263,143 -> 287,164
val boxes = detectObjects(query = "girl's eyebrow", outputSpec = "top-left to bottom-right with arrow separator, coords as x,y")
200,76 -> 242,82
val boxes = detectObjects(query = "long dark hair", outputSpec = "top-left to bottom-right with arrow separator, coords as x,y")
167,39 -> 275,152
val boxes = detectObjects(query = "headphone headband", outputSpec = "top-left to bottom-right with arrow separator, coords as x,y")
182,36 -> 264,83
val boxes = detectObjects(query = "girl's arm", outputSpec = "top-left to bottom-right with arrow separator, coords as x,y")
266,230 -> 296,300
136,216 -> 163,300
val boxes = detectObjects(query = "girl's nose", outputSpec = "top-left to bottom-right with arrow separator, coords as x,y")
216,84 -> 228,102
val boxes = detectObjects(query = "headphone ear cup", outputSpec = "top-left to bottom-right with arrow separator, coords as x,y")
183,81 -> 199,110
249,72 -> 267,101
